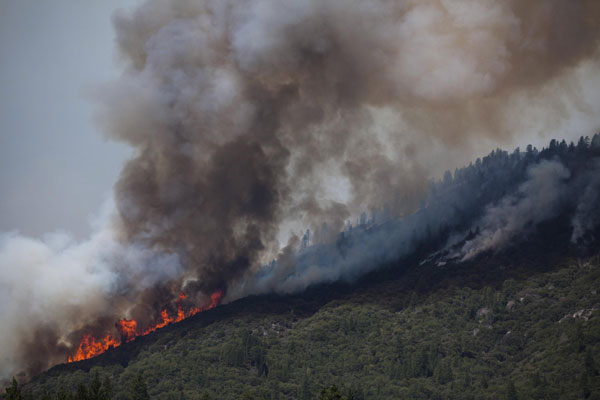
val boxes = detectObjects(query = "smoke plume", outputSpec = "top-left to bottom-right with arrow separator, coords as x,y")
458,160 -> 571,260
97,0 -> 600,293
1,0 -> 600,381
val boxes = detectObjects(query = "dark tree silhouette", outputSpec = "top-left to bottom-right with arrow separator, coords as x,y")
129,373 -> 150,400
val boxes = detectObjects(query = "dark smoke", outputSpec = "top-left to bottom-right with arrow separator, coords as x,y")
1,0 -> 600,382
100,0 -> 600,294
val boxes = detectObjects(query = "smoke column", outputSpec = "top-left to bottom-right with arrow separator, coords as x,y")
1,0 -> 600,381
98,0 -> 600,293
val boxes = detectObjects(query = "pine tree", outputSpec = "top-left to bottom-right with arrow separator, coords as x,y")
88,372 -> 104,400
505,380 -> 517,400
318,385 -> 344,400
130,373 -> 150,400
580,372 -> 591,399
575,323 -> 586,353
56,386 -> 73,400
102,375 -> 114,400
4,378 -> 24,400
584,350 -> 597,377
75,382 -> 89,400
298,373 -> 311,400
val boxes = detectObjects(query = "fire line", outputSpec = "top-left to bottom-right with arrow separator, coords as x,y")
67,290 -> 223,363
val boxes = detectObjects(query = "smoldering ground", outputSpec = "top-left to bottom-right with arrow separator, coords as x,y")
1,0 -> 600,381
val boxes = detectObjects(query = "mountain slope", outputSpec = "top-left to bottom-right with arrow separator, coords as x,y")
13,137 -> 600,399
22,235 -> 600,399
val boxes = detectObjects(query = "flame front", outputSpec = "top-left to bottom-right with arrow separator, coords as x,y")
67,334 -> 120,363
67,290 -> 223,363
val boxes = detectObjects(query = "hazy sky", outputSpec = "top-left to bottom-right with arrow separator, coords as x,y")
0,1 -> 140,237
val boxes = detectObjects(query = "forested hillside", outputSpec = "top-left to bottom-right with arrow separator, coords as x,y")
7,137 -> 600,399
14,245 -> 600,399
4,0 -> 600,396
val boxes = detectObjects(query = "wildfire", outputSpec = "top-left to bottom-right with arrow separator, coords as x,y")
67,290 -> 223,363
67,334 -> 120,363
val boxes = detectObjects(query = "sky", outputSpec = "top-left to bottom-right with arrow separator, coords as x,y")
1,0 -> 599,240
0,1 -> 140,238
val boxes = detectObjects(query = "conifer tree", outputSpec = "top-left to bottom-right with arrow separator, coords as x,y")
4,378 -> 24,400
319,385 -> 344,400
130,373 -> 150,400
505,380 -> 518,400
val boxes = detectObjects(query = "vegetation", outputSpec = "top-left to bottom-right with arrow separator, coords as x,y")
9,247 -> 600,399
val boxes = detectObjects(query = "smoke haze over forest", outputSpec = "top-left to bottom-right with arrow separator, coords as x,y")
1,0 -> 600,382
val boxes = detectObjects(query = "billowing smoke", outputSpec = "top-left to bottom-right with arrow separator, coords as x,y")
1,0 -> 600,381
459,160 -> 571,260
0,202 -> 183,380
97,0 -> 600,295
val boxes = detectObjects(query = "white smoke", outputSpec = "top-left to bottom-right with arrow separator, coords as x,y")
459,160 -> 571,260
0,201 -> 181,380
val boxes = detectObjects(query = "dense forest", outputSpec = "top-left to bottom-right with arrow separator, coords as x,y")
9,248 -> 600,399
5,136 -> 600,399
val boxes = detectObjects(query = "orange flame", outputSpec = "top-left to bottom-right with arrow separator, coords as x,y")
116,319 -> 137,343
67,334 -> 119,363
67,290 -> 223,363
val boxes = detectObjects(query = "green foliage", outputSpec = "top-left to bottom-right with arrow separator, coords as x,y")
4,378 -> 23,400
505,380 -> 518,400
75,382 -> 88,400
9,373 -> 113,400
298,373 -> 311,400
56,387 -> 73,400
129,373 -> 149,400
20,254 -> 600,399
87,372 -> 104,400
319,385 -> 345,400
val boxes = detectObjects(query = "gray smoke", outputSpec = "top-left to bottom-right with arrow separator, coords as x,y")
97,0 -> 600,294
0,201 -> 183,381
1,0 -> 600,382
458,160 -> 570,260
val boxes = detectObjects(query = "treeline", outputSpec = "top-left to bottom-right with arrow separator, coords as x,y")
3,372 -> 148,400
429,135 -> 600,201
423,134 -> 600,245
5,374 -> 359,400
